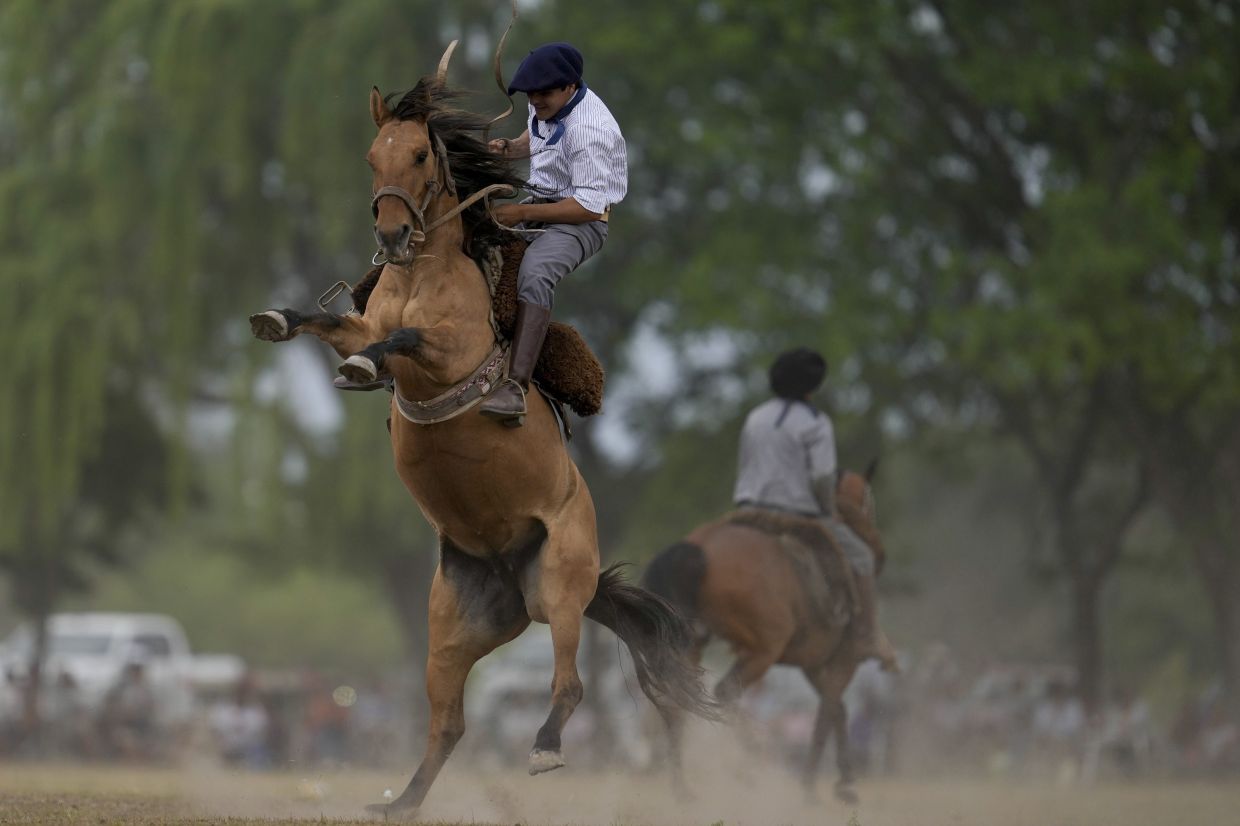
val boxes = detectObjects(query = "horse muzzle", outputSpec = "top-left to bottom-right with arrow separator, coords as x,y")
376,224 -> 420,265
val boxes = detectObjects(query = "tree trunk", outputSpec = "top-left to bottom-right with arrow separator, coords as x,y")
1199,548 -> 1240,728
1071,575 -> 1104,715
21,609 -> 49,743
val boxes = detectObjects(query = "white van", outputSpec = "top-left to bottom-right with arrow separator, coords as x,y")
0,612 -> 216,727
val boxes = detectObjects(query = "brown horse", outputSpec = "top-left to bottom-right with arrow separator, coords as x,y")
642,467 -> 886,804
248,47 -> 716,816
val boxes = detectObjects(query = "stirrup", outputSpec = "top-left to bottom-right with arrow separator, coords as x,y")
479,378 -> 528,427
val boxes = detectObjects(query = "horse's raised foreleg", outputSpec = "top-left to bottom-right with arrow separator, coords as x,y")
249,308 -> 378,362
802,659 -> 860,805
369,557 -> 527,816
338,327 -> 422,385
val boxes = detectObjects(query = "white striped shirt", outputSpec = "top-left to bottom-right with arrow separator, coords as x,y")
527,89 -> 628,215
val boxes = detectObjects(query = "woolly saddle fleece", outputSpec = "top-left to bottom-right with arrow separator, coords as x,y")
350,238 -> 605,417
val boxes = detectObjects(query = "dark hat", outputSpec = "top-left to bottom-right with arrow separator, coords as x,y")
769,348 -> 828,399
508,42 -> 584,95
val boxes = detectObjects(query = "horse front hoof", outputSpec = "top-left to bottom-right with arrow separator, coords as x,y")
364,801 -> 416,820
250,310 -> 290,342
528,748 -> 566,775
340,354 -> 379,384
833,781 -> 859,805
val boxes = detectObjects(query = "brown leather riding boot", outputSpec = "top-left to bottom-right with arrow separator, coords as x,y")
852,574 -> 899,672
479,300 -> 551,427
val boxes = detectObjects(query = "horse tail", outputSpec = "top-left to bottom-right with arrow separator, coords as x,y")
586,562 -> 721,721
641,540 -> 707,616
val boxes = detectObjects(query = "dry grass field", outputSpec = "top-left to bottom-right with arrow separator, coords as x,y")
0,760 -> 1237,826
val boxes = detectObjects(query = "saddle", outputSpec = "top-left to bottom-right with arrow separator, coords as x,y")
349,238 -> 605,418
725,508 -> 859,629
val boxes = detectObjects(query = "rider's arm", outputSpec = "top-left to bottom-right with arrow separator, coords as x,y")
812,473 -> 838,518
506,197 -> 603,224
566,120 -> 623,217
805,415 -> 839,516
489,129 -> 530,157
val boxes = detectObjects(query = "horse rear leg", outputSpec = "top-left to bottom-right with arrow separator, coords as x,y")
802,660 -> 861,804
518,498 -> 604,776
715,649 -> 781,705
525,532 -> 598,775
371,561 -> 528,816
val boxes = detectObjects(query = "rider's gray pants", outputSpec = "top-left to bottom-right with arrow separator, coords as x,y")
819,517 -> 875,578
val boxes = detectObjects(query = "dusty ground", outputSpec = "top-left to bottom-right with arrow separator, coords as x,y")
0,760 -> 1237,825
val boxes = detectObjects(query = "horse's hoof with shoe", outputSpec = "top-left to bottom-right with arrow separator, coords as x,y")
333,375 -> 391,392
339,354 -> 379,385
364,801 -> 415,821
528,748 -> 566,775
249,310 -> 291,342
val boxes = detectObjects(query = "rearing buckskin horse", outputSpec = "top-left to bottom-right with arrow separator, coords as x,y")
248,45 -> 716,816
643,466 -> 885,805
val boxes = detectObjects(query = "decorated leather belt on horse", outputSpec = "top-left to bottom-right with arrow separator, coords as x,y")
323,235 -> 605,435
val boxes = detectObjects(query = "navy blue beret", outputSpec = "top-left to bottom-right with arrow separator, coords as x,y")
508,42 -> 584,95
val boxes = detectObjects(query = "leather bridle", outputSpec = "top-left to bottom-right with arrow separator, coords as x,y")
370,129 -> 515,265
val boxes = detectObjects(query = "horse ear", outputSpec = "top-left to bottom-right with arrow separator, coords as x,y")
864,457 -> 880,482
370,86 -> 393,127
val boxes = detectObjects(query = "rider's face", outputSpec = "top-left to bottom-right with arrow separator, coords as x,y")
528,85 -> 577,121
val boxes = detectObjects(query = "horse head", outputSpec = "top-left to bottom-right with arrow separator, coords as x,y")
837,465 -> 885,575
366,36 -> 526,268
367,42 -> 460,266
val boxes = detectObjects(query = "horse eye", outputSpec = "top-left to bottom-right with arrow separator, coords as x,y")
415,151 -> 428,165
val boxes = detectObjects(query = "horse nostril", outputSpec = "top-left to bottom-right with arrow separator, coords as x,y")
399,224 -> 412,241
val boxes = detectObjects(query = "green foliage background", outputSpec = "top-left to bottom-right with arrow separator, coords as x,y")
0,0 -> 1236,717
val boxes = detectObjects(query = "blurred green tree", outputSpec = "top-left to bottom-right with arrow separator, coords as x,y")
534,0 -> 1239,713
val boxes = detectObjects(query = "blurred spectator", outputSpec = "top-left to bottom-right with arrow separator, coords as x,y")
46,671 -> 97,758
1086,687 -> 1153,780
1174,683 -> 1239,775
0,669 -> 21,753
99,660 -> 158,760
301,674 -> 350,766
349,678 -> 399,767
209,674 -> 271,769
1032,680 -> 1086,744
846,659 -> 902,775
1198,703 -> 1239,772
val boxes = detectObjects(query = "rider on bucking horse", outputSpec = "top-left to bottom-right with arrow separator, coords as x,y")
733,348 -> 898,670
482,42 -> 628,426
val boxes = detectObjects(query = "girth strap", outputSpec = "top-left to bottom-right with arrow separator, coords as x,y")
393,343 -> 509,425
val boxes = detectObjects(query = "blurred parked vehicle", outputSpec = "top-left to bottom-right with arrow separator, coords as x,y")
0,612 -> 243,731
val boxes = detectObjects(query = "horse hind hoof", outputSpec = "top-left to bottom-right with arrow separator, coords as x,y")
833,781 -> 859,805
528,748 -> 566,775
249,310 -> 290,342
340,354 -> 379,384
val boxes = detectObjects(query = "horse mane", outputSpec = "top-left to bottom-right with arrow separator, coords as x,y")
386,77 -> 527,252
